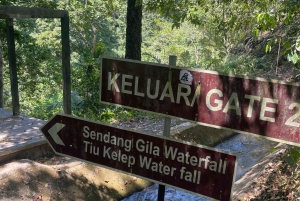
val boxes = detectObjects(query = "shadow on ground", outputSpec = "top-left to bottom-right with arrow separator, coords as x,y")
0,157 -> 151,201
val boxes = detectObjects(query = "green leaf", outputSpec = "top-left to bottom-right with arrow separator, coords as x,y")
252,28 -> 259,37
287,51 -> 300,64
256,12 -> 276,31
285,155 -> 295,167
265,44 -> 271,53
290,148 -> 300,161
296,39 -> 300,52
283,14 -> 291,25
270,148 -> 277,153
284,148 -> 300,167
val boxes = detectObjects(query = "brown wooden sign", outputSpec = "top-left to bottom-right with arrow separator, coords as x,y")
100,57 -> 300,146
40,114 -> 237,201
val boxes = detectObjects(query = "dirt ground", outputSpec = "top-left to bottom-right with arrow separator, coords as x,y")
0,156 -> 151,201
233,144 -> 300,201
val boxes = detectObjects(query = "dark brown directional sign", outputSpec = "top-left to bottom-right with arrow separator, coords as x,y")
40,114 -> 237,201
100,57 -> 300,146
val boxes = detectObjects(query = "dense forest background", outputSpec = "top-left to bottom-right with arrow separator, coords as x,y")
0,0 -> 299,121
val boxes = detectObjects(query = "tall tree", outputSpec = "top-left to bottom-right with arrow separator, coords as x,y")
0,39 -> 3,108
0,19 -> 5,109
125,0 -> 142,60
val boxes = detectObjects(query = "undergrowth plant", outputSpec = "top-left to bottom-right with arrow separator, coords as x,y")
219,54 -> 273,75
271,146 -> 300,170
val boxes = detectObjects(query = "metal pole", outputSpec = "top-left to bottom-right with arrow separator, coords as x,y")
157,55 -> 177,201
6,18 -> 19,115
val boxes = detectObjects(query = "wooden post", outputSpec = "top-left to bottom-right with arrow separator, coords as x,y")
0,39 -> 3,108
157,55 -> 177,201
61,14 -> 71,115
6,18 -> 19,115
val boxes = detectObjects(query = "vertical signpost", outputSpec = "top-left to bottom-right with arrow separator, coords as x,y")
157,55 -> 177,201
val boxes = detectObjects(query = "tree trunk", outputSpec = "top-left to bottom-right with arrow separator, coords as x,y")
125,0 -> 142,60
0,39 -> 3,108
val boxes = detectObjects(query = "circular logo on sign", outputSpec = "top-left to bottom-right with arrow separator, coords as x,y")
179,70 -> 193,85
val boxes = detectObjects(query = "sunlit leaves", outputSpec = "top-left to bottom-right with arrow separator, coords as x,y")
265,39 -> 275,53
287,50 -> 299,64
256,13 -> 276,31
143,0 -> 300,68
295,38 -> 300,52
270,147 -> 277,153
286,37 -> 300,64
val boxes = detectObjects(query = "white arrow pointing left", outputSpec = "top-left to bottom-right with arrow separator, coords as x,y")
48,123 -> 66,146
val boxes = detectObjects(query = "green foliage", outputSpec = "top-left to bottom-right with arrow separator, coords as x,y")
32,93 -> 64,120
1,0 -> 300,123
265,39 -> 275,53
256,13 -> 276,31
220,55 -> 269,75
143,0 -> 300,69
99,107 -> 137,123
270,148 -> 277,153
284,147 -> 300,168
271,146 -> 300,169
286,37 -> 300,64
1,0 -> 127,121
287,50 -> 300,64
1,0 -> 58,7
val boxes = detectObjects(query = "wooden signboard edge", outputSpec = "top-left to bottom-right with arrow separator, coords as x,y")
40,113 -> 238,201
99,56 -> 300,147
99,56 -> 300,88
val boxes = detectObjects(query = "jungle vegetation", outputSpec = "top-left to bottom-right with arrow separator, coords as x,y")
0,0 -> 299,122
